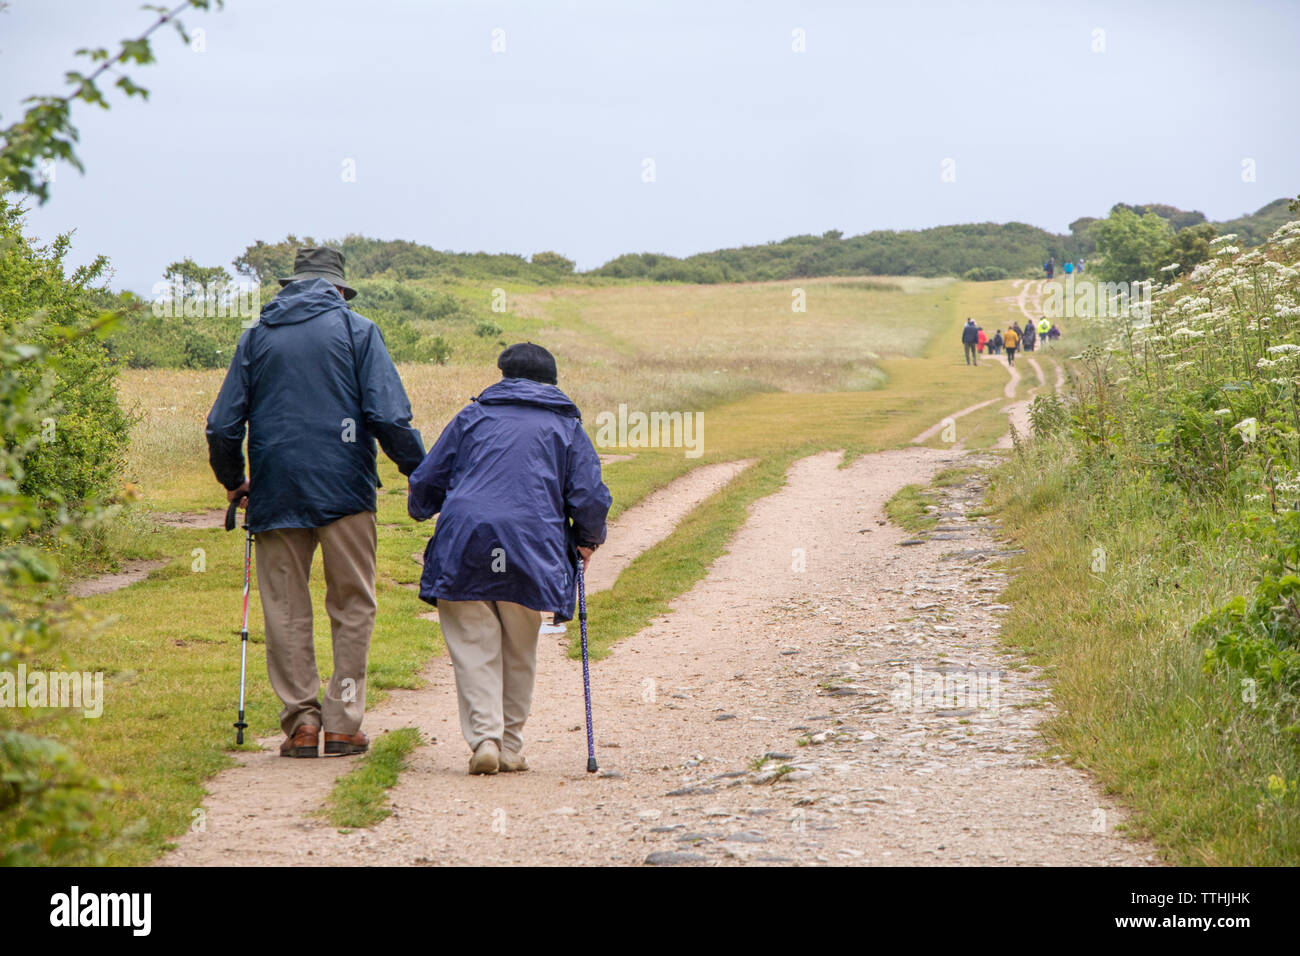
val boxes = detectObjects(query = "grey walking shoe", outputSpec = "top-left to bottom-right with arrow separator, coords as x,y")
469,739 -> 500,775
499,750 -> 529,773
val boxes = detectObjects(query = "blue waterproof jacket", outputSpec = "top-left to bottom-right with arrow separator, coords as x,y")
206,279 -> 426,533
408,378 -> 611,622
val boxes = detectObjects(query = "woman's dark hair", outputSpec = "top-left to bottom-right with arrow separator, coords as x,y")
497,342 -> 558,385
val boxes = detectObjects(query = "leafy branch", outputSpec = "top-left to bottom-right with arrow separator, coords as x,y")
0,0 -> 221,203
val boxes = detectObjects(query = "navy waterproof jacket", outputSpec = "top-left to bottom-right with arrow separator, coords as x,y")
408,378 -> 612,622
961,322 -> 979,345
206,278 -> 426,533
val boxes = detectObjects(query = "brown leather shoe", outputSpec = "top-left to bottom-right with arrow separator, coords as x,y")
323,730 -> 369,757
280,724 -> 319,758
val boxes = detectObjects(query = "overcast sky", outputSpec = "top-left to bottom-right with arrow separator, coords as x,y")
2,0 -> 1297,294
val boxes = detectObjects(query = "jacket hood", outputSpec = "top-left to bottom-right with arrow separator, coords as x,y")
258,278 -> 349,326
475,378 -> 580,418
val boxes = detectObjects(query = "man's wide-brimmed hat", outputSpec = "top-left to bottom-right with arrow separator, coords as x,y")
278,247 -> 357,300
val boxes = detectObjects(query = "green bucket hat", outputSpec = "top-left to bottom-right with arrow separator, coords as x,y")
278,247 -> 357,300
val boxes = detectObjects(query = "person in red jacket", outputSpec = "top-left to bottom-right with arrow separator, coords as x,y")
977,326 -> 988,354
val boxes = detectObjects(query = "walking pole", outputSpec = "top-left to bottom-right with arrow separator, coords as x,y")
577,557 -> 597,773
225,501 -> 251,745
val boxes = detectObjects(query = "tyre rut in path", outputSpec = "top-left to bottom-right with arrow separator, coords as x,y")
991,278 -> 1054,449
584,459 -> 754,593
165,448 -> 1153,866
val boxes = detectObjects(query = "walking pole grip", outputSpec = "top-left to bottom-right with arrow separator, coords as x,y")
224,500 -> 239,531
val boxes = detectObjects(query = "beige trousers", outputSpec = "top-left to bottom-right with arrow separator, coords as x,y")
254,511 -> 377,736
437,600 -> 542,754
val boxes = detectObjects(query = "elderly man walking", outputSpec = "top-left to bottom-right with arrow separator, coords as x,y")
207,248 -> 425,758
409,343 -> 611,775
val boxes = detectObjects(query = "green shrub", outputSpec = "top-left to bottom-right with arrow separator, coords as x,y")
1028,394 -> 1069,437
0,732 -> 112,866
103,277 -> 471,369
352,279 -> 467,322
406,334 -> 452,365
1197,509 -> 1300,731
1089,206 -> 1175,283
0,201 -> 130,511
963,266 -> 1010,281
0,197 -> 119,864
1197,577 -> 1300,733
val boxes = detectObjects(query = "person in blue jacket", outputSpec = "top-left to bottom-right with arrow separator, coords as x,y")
961,317 -> 980,365
408,343 -> 611,775
206,247 -> 425,759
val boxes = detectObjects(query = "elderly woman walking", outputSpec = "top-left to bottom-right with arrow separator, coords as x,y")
408,344 -> 612,774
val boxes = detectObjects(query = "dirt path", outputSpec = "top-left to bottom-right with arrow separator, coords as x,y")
1015,277 -> 1036,322
994,361 -> 1034,450
156,508 -> 228,529
67,509 -> 228,599
165,442 -> 1152,866
916,278 -> 1064,453
68,559 -> 167,599
1025,356 -> 1046,391
910,398 -> 1000,445
983,279 -> 1052,449
1017,277 -> 1066,391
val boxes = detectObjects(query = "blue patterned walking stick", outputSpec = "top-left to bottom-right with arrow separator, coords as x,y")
577,557 -> 597,773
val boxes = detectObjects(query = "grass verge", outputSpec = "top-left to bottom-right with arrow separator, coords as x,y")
883,484 -> 940,535
989,436 -> 1299,865
320,727 -> 422,829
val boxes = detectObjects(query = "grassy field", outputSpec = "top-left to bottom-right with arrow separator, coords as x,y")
51,275 -> 1032,863
116,276 -> 974,510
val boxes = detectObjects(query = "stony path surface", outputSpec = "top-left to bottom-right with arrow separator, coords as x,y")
164,446 -> 1153,867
